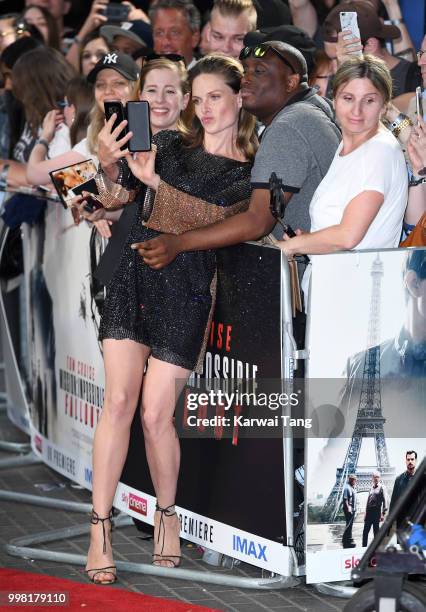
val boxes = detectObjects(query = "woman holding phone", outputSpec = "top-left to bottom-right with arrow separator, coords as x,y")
89,55 -> 190,243
82,54 -> 257,583
25,52 -> 139,186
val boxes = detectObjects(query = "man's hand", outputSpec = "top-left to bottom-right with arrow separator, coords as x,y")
131,234 -> 181,269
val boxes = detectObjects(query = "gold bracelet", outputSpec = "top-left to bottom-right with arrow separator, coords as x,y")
392,117 -> 413,139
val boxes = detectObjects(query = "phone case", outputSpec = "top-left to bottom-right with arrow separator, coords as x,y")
127,101 -> 151,152
104,100 -> 128,150
340,11 -> 363,57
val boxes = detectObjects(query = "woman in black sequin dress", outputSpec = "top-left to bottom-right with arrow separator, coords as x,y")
83,55 -> 257,578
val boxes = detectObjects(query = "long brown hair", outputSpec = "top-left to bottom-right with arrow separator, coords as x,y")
183,54 -> 258,162
66,77 -> 95,146
139,57 -> 190,134
22,5 -> 61,51
12,47 -> 76,135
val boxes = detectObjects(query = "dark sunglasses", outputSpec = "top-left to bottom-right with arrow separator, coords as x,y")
144,53 -> 186,66
239,44 -> 297,74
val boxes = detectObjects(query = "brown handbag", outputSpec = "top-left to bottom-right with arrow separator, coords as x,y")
400,213 -> 426,247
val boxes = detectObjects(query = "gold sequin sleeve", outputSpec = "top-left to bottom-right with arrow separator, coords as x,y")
92,170 -> 137,210
144,180 -> 249,235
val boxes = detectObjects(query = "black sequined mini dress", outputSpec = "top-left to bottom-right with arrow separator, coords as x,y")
98,130 -> 252,372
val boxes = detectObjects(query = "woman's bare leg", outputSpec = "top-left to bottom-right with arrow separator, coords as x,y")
86,338 -> 150,582
140,358 -> 190,567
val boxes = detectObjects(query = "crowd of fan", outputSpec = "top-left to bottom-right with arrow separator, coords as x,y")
0,0 -> 424,249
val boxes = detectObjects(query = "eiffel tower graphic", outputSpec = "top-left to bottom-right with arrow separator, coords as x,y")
322,254 -> 395,522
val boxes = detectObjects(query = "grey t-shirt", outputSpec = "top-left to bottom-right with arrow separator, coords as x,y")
251,93 -> 341,233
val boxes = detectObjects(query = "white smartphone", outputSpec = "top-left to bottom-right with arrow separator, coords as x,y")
340,11 -> 363,58
415,86 -> 424,120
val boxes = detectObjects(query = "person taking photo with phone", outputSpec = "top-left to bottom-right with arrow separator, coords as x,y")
78,53 -> 257,582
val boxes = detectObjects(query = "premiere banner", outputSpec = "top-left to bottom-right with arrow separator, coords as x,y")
120,243 -> 294,575
24,203 -> 105,484
21,204 -> 294,576
305,248 -> 426,584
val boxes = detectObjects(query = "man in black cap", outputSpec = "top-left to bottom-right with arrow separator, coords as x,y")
132,41 -> 341,272
244,24 -> 318,79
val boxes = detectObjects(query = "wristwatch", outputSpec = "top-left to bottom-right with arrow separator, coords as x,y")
409,175 -> 426,187
389,113 -> 413,138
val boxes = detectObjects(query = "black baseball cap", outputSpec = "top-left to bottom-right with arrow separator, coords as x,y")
87,51 -> 139,83
101,20 -> 154,50
253,0 -> 292,29
244,25 -> 317,76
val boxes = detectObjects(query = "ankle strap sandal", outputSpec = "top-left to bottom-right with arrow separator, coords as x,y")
153,503 -> 181,568
90,508 -> 114,554
86,508 -> 116,584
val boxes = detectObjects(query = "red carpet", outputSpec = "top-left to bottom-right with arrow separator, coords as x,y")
0,569 -> 220,611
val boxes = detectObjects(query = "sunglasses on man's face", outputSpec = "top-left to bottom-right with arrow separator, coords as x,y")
239,44 -> 297,74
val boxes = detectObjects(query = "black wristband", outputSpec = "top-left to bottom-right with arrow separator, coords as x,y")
37,138 -> 50,150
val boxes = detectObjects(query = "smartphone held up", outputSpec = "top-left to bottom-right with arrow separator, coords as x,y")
104,100 -> 152,153
340,11 -> 363,58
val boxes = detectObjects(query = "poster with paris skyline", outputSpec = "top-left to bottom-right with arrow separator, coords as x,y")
304,248 -> 426,583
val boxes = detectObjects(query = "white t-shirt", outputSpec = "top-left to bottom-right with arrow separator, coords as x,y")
72,137 -> 99,168
309,128 -> 408,249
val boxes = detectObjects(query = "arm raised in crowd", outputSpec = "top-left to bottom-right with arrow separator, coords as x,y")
65,0 -> 108,71
288,0 -> 318,39
382,0 -> 415,58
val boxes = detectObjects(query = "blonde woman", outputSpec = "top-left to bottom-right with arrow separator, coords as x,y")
25,53 -> 139,185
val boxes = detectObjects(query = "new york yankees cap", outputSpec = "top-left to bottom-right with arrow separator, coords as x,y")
87,51 -> 139,83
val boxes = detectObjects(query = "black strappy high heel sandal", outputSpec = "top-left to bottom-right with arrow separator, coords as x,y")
85,509 -> 117,584
152,503 -> 181,568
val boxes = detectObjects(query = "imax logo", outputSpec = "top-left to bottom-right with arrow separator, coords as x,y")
232,535 -> 267,561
